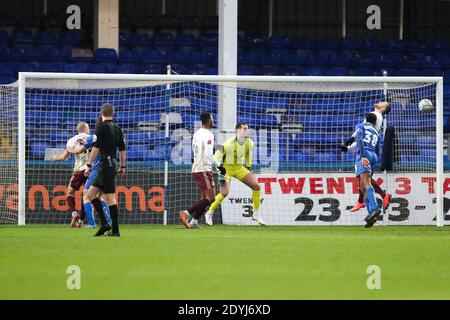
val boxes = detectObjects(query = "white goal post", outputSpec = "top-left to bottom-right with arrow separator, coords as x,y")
5,73 -> 445,226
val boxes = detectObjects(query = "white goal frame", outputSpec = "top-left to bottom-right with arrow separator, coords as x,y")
17,72 -> 444,226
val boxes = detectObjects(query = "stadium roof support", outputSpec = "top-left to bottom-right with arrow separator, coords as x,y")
94,0 -> 119,52
218,0 -> 238,137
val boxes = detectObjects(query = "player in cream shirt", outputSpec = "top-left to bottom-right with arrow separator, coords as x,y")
179,112 -> 225,229
51,122 -> 91,227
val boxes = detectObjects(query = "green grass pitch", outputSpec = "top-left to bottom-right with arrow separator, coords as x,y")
1,225 -> 450,299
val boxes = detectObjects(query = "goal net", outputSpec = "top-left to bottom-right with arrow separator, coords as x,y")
0,74 -> 445,226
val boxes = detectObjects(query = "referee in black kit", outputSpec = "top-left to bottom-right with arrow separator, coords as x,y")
85,103 -> 126,237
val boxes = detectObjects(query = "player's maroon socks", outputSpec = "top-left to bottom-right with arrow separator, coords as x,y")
91,197 -> 108,225
79,204 -> 85,221
357,190 -> 364,203
108,205 -> 119,234
371,179 -> 386,198
189,198 -> 211,219
67,195 -> 76,212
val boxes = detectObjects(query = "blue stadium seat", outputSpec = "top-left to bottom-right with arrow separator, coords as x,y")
238,65 -> 257,75
407,40 -> 428,53
167,51 -> 191,64
44,48 -> 71,62
127,131 -> 150,145
38,62 -> 64,72
115,112 -> 161,125
168,63 -> 188,74
119,48 -> 142,63
0,76 -> 16,84
307,52 -> 328,66
398,54 -> 421,69
259,52 -> 282,66
141,50 -> 166,64
420,68 -> 442,76
323,67 -> 349,76
180,113 -> 199,130
328,52 -> 352,67
315,38 -> 339,50
421,55 -> 442,69
29,141 -> 50,159
372,53 -> 399,69
351,67 -> 377,76
153,33 -> 176,50
291,37 -> 314,50
0,63 -> 15,77
299,66 -> 324,76
351,55 -> 372,68
149,132 -> 166,145
199,33 -> 218,47
113,63 -> 138,74
11,29 -> 33,49
175,33 -> 198,48
128,33 -> 152,49
16,62 -> 39,73
140,63 -> 164,74
430,40 -> 450,54
1,47 -> 23,62
237,113 -> 278,129
384,39 -> 405,53
63,63 -> 89,73
360,38 -> 383,52
147,145 -> 167,161
238,52 -> 260,66
58,32 -> 80,49
257,65 -> 281,75
50,131 -> 71,144
314,152 -> 338,162
268,35 -> 290,49
35,31 -> 57,46
201,46 -> 218,57
246,35 -> 268,49
339,37 -> 360,51
127,145 -> 147,161
119,32 -> 129,48
95,48 -> 117,63
187,51 -> 204,64
87,64 -> 109,73
189,97 -> 218,114
189,64 -> 210,75
0,30 -> 9,44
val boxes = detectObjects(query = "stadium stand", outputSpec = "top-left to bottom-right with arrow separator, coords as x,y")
1,16 -> 449,168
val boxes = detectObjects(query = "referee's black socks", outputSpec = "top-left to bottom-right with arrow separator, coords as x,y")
91,198 -> 107,226
109,205 -> 119,234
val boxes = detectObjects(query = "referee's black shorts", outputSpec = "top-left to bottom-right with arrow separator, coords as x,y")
92,160 -> 118,194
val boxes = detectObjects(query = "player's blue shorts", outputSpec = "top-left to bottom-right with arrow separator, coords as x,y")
355,151 -> 378,177
84,167 -> 98,189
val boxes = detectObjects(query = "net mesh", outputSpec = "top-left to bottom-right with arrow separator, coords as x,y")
0,85 -> 18,224
0,77 -> 442,225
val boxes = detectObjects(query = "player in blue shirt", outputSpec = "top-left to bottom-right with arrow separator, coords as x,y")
355,113 -> 382,228
74,117 -> 112,228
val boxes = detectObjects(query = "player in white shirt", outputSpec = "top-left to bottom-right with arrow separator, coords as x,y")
342,101 -> 392,212
51,122 -> 90,227
179,112 -> 226,229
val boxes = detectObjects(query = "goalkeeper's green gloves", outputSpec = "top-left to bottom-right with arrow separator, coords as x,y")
216,165 -> 227,185
217,165 -> 226,176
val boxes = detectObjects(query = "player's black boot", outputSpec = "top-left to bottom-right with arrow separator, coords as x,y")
365,208 -> 381,228
94,224 -> 111,236
106,231 -> 120,237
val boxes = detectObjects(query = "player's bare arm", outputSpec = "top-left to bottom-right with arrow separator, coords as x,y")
51,149 -> 70,161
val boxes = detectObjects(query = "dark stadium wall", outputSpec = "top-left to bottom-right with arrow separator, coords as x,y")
1,0 -> 449,41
